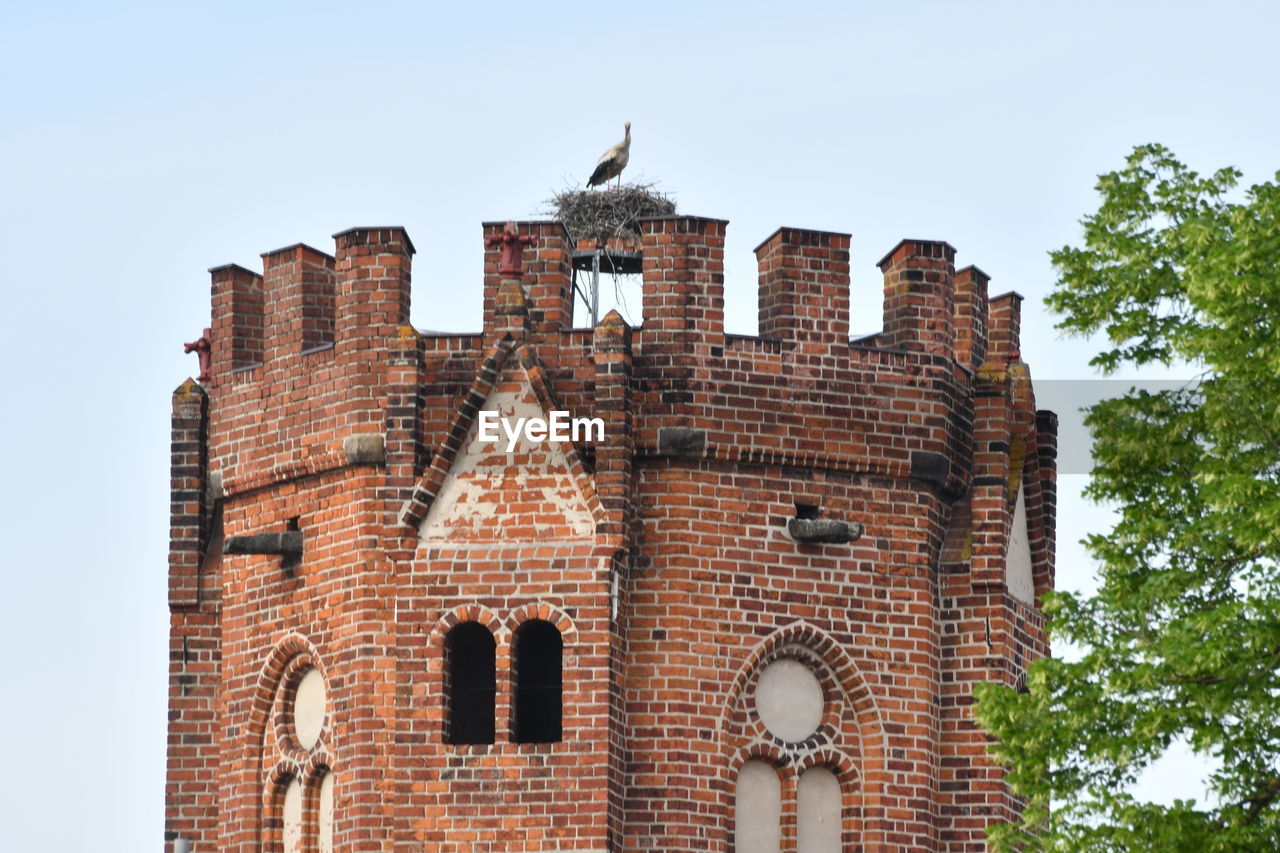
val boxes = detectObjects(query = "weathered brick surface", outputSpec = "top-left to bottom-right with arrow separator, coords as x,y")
167,216 -> 1054,851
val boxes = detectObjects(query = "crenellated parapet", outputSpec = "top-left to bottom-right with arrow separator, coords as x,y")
186,214 -> 1047,511
202,227 -> 415,498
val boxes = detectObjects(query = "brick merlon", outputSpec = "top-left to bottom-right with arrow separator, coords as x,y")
876,238 -> 958,269
636,214 -> 730,226
956,264 -> 991,281
331,226 -> 416,255
206,262 -> 261,278
752,226 -> 852,254
260,242 -> 336,263
481,220 -> 574,242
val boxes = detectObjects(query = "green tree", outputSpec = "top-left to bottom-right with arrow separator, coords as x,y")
974,145 -> 1280,851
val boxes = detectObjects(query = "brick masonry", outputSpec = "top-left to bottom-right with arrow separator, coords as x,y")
167,217 -> 1055,851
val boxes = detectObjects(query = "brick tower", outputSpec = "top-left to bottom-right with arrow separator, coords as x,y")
167,216 -> 1055,852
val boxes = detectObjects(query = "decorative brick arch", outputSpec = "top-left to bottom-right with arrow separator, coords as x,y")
720,621 -> 884,746
732,643 -> 848,759
793,746 -> 863,852
249,634 -> 324,748
728,741 -> 863,798
427,604 -> 504,746
794,744 -> 860,779
246,635 -> 327,787
245,633 -> 329,852
729,740 -> 789,773
263,757 -> 335,853
730,738 -> 865,852
720,621 -> 884,851
269,653 -> 334,762
506,601 -> 575,744
427,603 -> 505,651
505,600 -> 578,645
262,769 -> 293,853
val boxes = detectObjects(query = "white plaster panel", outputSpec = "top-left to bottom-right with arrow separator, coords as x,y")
797,767 -> 842,853
420,383 -> 595,543
1007,482 -> 1035,604
293,668 -> 326,751
318,771 -> 334,853
282,778 -> 303,853
755,658 -> 824,742
735,759 -> 781,853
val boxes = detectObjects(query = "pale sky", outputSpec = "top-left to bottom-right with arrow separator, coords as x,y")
2,1 -> 1277,848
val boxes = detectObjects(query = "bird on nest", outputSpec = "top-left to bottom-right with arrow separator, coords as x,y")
588,121 -> 631,190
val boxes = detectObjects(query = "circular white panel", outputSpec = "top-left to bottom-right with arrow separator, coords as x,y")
754,658 -> 823,742
293,668 -> 327,750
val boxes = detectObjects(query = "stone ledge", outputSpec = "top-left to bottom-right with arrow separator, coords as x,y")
224,531 -> 303,556
787,518 -> 864,545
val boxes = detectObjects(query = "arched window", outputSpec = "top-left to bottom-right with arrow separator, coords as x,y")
281,777 -> 304,853
316,770 -> 334,853
732,651 -> 848,848
513,619 -> 562,743
735,759 -> 781,853
797,766 -> 841,853
445,622 -> 496,745
265,659 -> 336,853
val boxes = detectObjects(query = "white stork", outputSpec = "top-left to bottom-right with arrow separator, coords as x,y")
588,121 -> 631,189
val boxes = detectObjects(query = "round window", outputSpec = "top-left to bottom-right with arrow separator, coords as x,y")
293,668 -> 327,750
754,658 -> 823,742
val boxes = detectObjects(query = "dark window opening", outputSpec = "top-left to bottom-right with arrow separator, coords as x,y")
795,502 -> 820,520
445,622 -> 496,745
513,619 -> 563,744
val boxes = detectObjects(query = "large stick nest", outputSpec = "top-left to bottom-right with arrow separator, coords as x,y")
546,182 -> 676,247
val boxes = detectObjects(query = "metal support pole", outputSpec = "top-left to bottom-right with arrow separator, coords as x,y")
590,248 -> 601,326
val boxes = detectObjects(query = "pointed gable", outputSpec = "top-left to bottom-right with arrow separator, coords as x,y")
418,357 -> 598,544
1006,480 -> 1034,604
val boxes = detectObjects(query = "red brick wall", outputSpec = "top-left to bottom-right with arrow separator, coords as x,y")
167,216 -> 1053,851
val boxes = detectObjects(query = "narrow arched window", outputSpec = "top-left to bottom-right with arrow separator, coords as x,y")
797,766 -> 841,853
316,771 -> 335,853
513,619 -> 562,743
735,759 -> 781,853
281,777 -> 304,853
445,622 -> 496,745
265,662 -> 335,853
